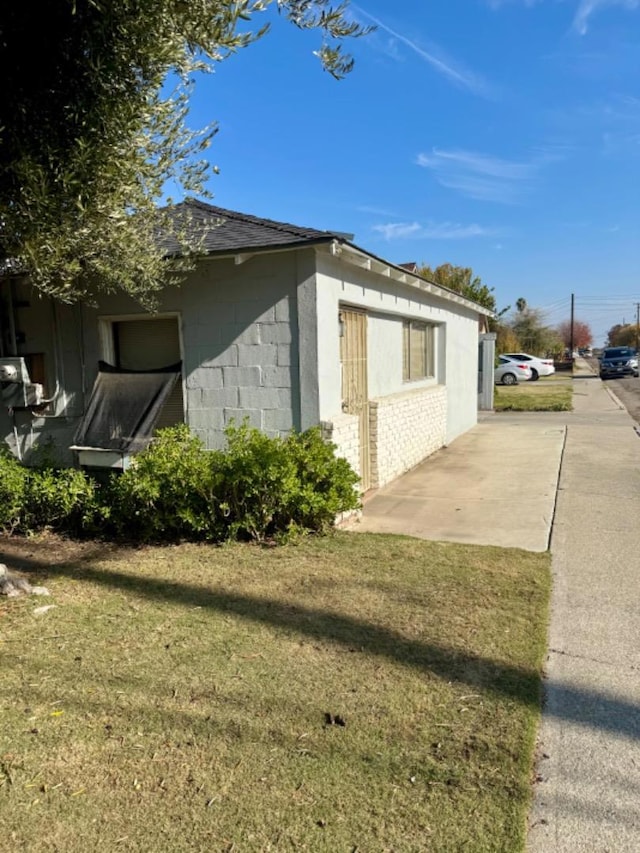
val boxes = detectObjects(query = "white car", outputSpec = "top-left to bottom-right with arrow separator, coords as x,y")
495,356 -> 532,385
500,353 -> 555,381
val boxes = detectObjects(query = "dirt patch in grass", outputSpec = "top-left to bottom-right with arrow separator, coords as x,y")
0,532 -> 550,852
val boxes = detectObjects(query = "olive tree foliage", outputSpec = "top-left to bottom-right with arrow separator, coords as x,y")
0,1 -> 368,304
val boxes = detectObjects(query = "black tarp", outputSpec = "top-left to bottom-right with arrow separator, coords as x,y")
72,361 -> 182,454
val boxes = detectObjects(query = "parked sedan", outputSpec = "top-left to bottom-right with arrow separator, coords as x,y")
495,356 -> 533,385
599,346 -> 639,379
500,353 -> 555,381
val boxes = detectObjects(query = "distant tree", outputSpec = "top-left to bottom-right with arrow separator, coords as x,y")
557,320 -> 593,349
606,324 -> 637,347
508,305 -> 563,356
0,2 -> 369,304
417,263 -> 509,328
495,324 -> 521,355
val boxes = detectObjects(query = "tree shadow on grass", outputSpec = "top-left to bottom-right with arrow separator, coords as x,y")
3,544 -> 640,741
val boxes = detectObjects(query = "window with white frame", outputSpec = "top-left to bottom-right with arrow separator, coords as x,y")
402,320 -> 435,381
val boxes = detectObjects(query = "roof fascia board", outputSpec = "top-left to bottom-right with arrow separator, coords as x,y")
329,241 -> 493,317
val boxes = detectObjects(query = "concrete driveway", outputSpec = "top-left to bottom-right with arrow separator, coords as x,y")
344,412 -> 566,552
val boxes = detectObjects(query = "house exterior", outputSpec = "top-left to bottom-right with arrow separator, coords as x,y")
0,201 -> 492,491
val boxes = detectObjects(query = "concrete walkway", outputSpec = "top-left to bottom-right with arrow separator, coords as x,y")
344,410 -> 567,552
528,371 -> 640,851
346,361 -> 640,849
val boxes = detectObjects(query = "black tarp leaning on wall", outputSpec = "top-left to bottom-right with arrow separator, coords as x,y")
72,361 -> 182,453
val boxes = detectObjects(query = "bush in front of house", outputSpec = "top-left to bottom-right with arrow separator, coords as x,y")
0,423 -> 360,543
280,427 -> 361,533
22,467 -> 101,537
104,424 -> 219,542
0,446 -> 28,532
108,422 -> 360,543
211,423 -> 360,542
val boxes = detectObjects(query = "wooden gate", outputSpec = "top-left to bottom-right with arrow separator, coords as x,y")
339,308 -> 371,491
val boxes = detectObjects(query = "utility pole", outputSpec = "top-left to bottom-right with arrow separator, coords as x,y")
570,293 -> 575,370
635,303 -> 640,352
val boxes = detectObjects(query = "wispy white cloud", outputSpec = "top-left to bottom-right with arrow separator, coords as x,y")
573,0 -> 640,35
486,0 -> 640,34
416,146 -> 562,203
486,0 -> 542,8
373,221 -> 497,240
352,5 -> 491,97
356,204 -> 399,217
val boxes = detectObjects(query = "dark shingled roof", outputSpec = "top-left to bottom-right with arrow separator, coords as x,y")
161,199 -> 345,256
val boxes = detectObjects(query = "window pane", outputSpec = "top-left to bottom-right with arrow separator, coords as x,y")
403,321 -> 410,380
410,322 -> 426,379
403,319 -> 436,381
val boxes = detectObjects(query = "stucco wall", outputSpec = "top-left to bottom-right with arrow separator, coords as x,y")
314,250 -> 479,487
314,254 -> 479,430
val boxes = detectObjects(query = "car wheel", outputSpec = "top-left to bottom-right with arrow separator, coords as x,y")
529,368 -> 539,381
502,373 -> 517,386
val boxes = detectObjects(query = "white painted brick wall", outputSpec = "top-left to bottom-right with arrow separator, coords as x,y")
369,385 -> 447,488
322,413 -> 361,480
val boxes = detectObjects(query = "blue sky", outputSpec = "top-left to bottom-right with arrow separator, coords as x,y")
184,0 -> 640,345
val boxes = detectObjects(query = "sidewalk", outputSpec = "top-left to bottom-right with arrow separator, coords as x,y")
528,369 -> 640,851
346,361 -> 640,849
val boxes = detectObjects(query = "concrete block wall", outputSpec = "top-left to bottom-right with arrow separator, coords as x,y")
179,255 -> 300,450
369,385 -> 447,488
185,312 -> 295,448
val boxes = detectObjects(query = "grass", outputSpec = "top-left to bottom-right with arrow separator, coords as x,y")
0,532 -> 550,852
494,376 -> 573,412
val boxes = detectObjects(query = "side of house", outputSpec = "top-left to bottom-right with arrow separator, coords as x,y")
0,203 -> 490,490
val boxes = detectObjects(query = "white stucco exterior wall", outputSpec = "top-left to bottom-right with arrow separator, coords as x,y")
313,249 -> 481,488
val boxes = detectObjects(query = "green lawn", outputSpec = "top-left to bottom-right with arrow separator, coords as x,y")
0,532 -> 550,852
495,376 -> 573,412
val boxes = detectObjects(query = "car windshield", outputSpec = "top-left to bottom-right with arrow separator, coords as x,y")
604,348 -> 633,358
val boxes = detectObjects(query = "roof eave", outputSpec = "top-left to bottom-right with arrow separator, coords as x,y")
330,241 -> 494,317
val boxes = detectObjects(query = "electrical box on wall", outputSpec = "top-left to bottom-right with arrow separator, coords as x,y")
0,356 -> 30,383
0,357 -> 43,409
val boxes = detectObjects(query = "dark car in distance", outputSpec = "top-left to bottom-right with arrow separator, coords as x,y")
599,346 -> 639,379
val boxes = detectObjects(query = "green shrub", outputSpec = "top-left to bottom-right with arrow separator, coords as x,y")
213,423 -> 301,542
23,467 -> 99,536
105,424 -> 218,542
0,423 -> 360,545
0,446 -> 27,532
280,427 -> 360,533
213,423 -> 360,542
